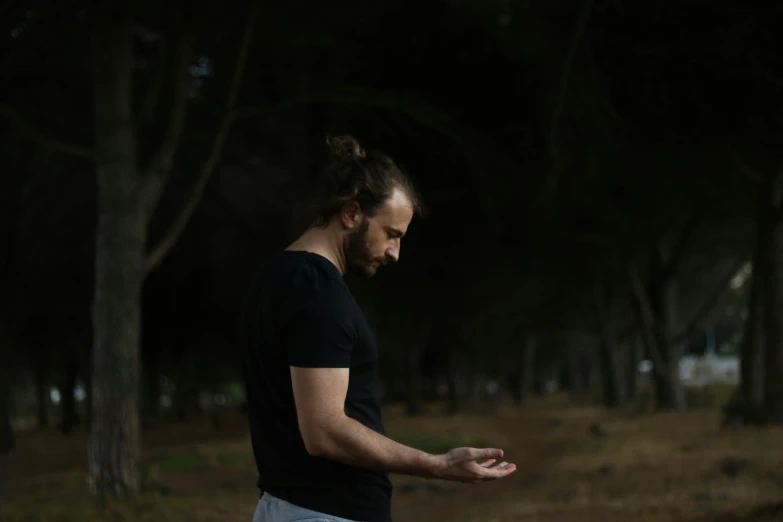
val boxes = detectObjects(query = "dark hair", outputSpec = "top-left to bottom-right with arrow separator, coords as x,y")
306,134 -> 425,227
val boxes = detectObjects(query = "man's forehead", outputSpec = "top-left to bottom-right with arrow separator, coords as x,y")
375,190 -> 413,222
380,188 -> 413,213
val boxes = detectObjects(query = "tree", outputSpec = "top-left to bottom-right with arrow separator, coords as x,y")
85,2 -> 258,497
1,0 -> 260,497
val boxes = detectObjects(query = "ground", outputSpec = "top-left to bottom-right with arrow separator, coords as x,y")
2,394 -> 783,522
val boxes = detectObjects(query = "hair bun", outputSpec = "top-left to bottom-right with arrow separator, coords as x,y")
326,134 -> 366,160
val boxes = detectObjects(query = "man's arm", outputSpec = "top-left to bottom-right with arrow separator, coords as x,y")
290,366 -> 516,483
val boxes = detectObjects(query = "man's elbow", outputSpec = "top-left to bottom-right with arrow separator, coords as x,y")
300,423 -> 338,457
303,436 -> 328,457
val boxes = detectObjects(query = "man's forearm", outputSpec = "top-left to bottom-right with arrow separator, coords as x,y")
309,415 -> 442,477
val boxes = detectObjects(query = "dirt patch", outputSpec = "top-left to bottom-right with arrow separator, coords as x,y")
4,395 -> 783,522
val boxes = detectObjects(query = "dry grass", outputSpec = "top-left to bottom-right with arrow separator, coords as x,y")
2,394 -> 783,522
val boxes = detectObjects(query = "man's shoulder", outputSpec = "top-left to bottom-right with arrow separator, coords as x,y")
260,251 -> 354,312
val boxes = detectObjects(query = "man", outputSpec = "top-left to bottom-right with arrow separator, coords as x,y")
240,135 -> 516,522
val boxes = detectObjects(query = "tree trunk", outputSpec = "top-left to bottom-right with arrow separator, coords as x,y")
585,347 -> 601,398
142,346 -> 160,419
533,345 -> 548,397
650,352 -> 685,410
60,342 -> 80,435
0,368 -> 12,503
174,375 -> 200,420
518,335 -> 537,401
599,337 -> 626,408
626,336 -> 640,402
444,350 -> 460,414
594,280 -> 627,408
0,368 -> 13,454
34,357 -> 49,429
404,343 -> 423,416
741,236 -> 765,412
567,346 -> 587,400
649,247 -> 686,411
763,186 -> 783,424
630,241 -> 687,411
490,349 -> 506,412
84,351 -> 93,431
88,13 -> 144,498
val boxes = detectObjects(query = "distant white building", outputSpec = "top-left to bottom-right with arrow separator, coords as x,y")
679,354 -> 739,386
637,354 -> 739,386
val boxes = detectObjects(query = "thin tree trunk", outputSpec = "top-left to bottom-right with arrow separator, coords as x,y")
60,342 -> 79,435
84,351 -> 93,431
34,357 -> 48,429
143,346 -> 160,419
584,347 -> 601,399
741,237 -> 765,412
0,367 -> 13,454
444,350 -> 460,414
763,182 -> 783,424
520,335 -> 537,401
594,280 -> 627,408
88,12 -> 144,498
567,345 -> 588,400
653,249 -> 687,410
0,366 -> 12,503
405,343 -> 423,416
599,337 -> 626,408
626,336 -> 640,402
490,348 -> 506,411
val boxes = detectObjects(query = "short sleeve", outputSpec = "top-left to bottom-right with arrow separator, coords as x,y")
285,281 -> 356,368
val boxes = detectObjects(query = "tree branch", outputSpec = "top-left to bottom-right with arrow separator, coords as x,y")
145,4 -> 258,274
205,190 -> 266,245
721,140 -> 763,185
547,0 -> 594,193
0,104 -> 94,159
141,33 -> 194,222
772,170 -> 783,222
136,38 -> 167,128
752,54 -> 783,89
669,258 -> 747,345
659,201 -> 706,282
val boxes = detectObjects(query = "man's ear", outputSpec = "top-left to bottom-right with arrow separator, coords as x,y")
340,201 -> 363,230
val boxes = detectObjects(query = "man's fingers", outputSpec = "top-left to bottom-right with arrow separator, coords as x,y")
479,462 -> 517,479
478,459 -> 497,468
469,448 -> 504,460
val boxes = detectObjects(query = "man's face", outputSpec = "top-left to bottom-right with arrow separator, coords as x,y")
345,188 -> 414,278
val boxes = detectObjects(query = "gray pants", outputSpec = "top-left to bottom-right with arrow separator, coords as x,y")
253,493 -> 358,522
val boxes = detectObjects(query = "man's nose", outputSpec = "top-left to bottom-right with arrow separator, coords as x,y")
386,240 -> 400,262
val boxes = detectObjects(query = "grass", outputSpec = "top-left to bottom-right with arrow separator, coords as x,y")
2,393 -> 783,522
145,448 -> 254,474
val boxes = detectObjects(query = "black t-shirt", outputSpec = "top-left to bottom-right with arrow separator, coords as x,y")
240,251 -> 393,522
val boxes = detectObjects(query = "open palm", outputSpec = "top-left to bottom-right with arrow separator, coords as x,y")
436,447 -> 517,483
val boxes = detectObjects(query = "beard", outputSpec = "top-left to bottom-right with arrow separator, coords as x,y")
345,219 -> 382,278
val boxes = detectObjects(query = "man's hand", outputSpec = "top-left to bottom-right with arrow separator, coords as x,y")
430,447 -> 516,483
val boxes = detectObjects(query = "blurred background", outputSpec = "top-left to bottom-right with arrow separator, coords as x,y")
1,1 -> 782,521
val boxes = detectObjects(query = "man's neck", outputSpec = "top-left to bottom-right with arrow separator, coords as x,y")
286,225 -> 346,276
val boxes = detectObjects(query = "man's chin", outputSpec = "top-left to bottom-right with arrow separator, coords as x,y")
361,265 -> 378,278
348,262 -> 380,279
